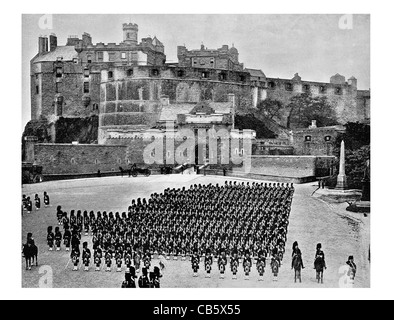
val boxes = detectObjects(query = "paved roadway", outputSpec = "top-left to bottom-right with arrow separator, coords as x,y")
22,174 -> 370,288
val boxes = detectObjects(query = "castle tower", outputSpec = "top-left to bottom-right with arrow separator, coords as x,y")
123,23 -> 138,45
348,76 -> 358,89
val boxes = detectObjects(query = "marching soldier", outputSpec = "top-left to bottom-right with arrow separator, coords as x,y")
47,226 -> 54,251
115,251 -> 123,272
94,247 -> 103,271
56,206 -> 63,225
63,226 -> 71,251
105,250 -> 112,272
271,248 -> 281,282
204,248 -> 213,278
43,191 -> 50,207
191,248 -> 200,277
218,248 -> 227,279
34,194 -> 41,211
26,197 -> 32,214
230,249 -> 239,280
82,242 -> 91,271
138,267 -> 150,288
54,226 -> 62,251
256,250 -> 266,281
151,266 -> 162,288
243,249 -> 252,280
122,266 -> 137,288
71,246 -> 80,271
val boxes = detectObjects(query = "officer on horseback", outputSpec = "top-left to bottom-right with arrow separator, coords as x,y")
291,241 -> 305,269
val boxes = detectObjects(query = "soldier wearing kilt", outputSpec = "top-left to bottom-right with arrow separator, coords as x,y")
230,249 -> 239,280
82,242 -> 91,271
47,226 -> 54,251
204,248 -> 213,278
54,226 -> 62,251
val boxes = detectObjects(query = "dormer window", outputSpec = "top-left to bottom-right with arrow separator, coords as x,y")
219,72 -> 227,81
268,81 -> 276,89
303,84 -> 311,92
285,83 -> 293,91
319,86 -> 327,94
201,71 -> 209,79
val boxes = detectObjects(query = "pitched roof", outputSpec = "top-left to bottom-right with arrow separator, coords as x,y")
245,68 -> 266,78
159,102 -> 231,122
32,46 -> 78,63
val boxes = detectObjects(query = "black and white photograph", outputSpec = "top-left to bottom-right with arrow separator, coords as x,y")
19,13 -> 372,289
0,0 -> 391,301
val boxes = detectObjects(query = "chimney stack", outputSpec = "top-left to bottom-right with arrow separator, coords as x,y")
49,34 -> 57,52
38,36 -> 48,55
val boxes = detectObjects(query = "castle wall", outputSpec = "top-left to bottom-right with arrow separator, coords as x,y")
292,126 -> 343,156
245,155 -> 335,178
34,143 -> 128,174
265,78 -> 364,125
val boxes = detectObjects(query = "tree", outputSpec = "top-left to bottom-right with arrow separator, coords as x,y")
286,93 -> 338,129
256,99 -> 284,121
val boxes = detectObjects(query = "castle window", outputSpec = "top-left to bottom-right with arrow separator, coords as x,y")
127,69 -> 133,77
117,158 -> 122,164
210,59 -> 215,65
55,82 -> 61,93
121,52 -> 126,59
97,52 -> 103,62
127,33 -> 131,39
84,68 -> 89,78
56,67 -> 63,78
305,136 -> 312,142
335,87 -> 343,95
177,70 -> 185,78
35,74 -> 39,80
201,71 -> 209,79
151,69 -> 160,77
70,158 -> 76,165
320,86 -> 327,94
92,103 -> 99,111
95,159 -> 100,165
285,83 -> 293,91
109,53 -> 116,62
83,82 -> 90,93
219,72 -> 227,81
268,81 -> 276,89
73,58 -> 78,64
303,84 -> 311,93
325,136 -> 332,142
239,75 -> 245,82
108,71 -> 113,79
87,55 -> 92,63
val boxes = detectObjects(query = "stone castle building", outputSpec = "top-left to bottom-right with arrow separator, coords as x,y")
25,22 -> 370,178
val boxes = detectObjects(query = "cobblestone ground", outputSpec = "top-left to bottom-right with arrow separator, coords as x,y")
22,175 -> 370,288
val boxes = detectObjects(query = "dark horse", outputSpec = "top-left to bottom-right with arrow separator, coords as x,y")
22,241 -> 38,270
292,253 -> 303,283
314,256 -> 325,284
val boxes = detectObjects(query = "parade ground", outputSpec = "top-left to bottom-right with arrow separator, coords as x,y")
21,174 -> 370,288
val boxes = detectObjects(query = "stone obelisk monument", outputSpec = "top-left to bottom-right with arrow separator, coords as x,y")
336,140 -> 348,190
